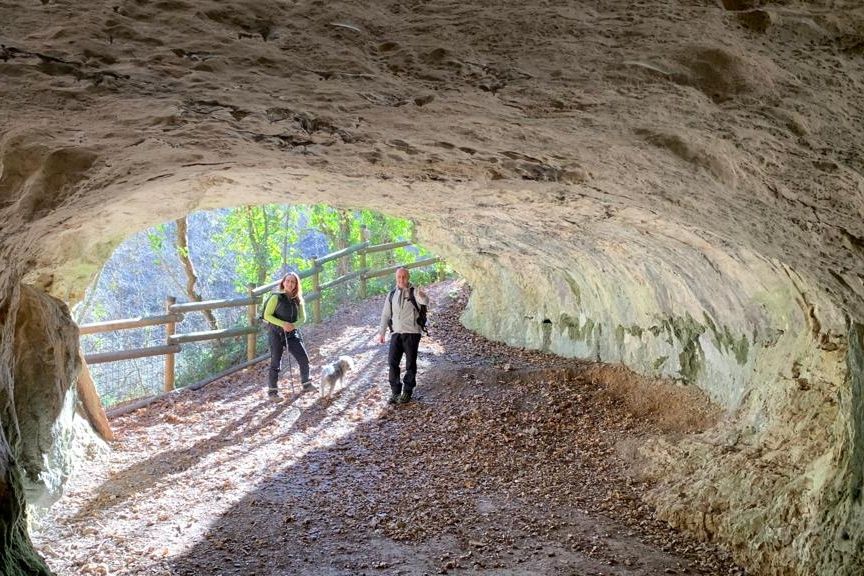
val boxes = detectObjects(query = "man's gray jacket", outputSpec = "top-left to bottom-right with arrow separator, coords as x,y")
379,284 -> 429,337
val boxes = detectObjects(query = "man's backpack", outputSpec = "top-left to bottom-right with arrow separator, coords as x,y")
388,287 -> 428,334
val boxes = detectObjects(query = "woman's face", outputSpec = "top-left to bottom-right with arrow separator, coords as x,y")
283,276 -> 297,291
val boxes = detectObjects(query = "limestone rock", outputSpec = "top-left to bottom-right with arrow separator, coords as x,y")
0,1 -> 863,574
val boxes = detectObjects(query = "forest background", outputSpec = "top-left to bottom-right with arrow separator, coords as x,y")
75,204 -> 447,407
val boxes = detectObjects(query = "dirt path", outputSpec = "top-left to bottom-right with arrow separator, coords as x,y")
32,280 -> 745,576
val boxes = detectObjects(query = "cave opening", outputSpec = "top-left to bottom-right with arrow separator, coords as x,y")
3,0 -> 864,573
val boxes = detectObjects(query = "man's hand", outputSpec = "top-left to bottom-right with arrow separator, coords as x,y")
378,333 -> 385,344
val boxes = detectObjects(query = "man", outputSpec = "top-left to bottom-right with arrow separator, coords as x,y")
378,267 -> 429,404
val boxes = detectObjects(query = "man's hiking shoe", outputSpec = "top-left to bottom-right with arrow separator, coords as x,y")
267,390 -> 280,401
301,381 -> 314,392
388,394 -> 400,405
398,392 -> 412,404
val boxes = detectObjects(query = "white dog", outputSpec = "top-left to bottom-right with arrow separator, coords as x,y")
319,356 -> 355,398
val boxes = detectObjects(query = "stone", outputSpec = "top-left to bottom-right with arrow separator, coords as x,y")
1,1 -> 863,574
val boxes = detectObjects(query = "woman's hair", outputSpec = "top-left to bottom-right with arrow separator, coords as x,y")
280,272 -> 304,302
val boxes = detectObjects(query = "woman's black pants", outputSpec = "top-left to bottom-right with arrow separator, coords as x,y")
268,328 -> 310,391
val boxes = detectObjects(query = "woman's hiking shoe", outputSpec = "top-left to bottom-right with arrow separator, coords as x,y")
267,389 -> 280,401
388,393 -> 400,405
398,392 -> 412,404
301,381 -> 314,392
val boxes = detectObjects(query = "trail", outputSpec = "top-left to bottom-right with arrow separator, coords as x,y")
32,280 -> 744,576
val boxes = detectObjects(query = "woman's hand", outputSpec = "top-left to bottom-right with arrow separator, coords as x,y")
284,323 -> 295,332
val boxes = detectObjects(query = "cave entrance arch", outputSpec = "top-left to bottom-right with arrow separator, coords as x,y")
2,165 -> 862,576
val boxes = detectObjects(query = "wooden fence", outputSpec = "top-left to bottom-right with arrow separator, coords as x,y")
78,240 -> 439,405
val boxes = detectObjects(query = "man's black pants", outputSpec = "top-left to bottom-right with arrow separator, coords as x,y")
388,332 -> 421,396
268,328 -> 310,390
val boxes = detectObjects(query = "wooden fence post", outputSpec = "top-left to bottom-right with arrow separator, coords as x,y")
247,283 -> 256,361
358,248 -> 367,299
164,295 -> 177,392
311,262 -> 321,323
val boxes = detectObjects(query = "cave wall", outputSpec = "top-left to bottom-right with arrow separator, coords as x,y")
0,279 -> 49,576
12,285 -> 81,506
0,164 -> 861,576
425,215 -> 860,575
449,225 -> 845,405
1,0 -> 863,574
0,136 -> 861,576
815,322 -> 864,573
1,278 -> 82,575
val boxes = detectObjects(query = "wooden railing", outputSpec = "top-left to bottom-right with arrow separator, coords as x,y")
79,240 -> 440,394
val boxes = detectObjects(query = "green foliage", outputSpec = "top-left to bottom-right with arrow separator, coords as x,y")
91,302 -> 109,322
308,205 -> 451,313
146,224 -> 170,266
176,340 -> 249,387
216,202 -> 438,297
309,204 -> 412,249
215,205 -> 303,290
147,224 -> 167,251
308,205 -> 346,244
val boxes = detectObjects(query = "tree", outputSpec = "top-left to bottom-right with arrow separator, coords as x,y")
175,216 -> 218,331
215,205 -> 303,291
307,206 -> 357,298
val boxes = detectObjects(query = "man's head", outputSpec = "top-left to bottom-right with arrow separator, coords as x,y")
396,267 -> 410,289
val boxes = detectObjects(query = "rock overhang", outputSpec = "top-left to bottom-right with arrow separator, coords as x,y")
1,1 -> 864,575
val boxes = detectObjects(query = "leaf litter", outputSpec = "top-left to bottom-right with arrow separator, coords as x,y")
31,279 -> 745,576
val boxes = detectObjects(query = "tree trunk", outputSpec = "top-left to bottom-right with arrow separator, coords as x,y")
175,216 -> 218,331
281,205 -> 291,269
245,207 -> 270,286
336,209 -> 353,300
72,265 -> 104,323
76,352 -> 115,441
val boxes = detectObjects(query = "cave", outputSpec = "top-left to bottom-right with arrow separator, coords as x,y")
1,1 -> 863,574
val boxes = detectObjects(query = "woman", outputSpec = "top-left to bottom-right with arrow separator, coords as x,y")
263,272 -> 312,398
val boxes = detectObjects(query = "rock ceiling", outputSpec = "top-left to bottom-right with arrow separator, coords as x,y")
0,0 -> 861,314
1,1 -> 863,575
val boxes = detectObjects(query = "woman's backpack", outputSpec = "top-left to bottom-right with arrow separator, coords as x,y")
257,292 -> 276,322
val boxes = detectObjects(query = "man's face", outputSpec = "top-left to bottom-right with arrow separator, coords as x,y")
396,268 -> 409,289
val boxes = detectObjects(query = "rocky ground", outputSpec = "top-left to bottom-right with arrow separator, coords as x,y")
32,279 -> 745,576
